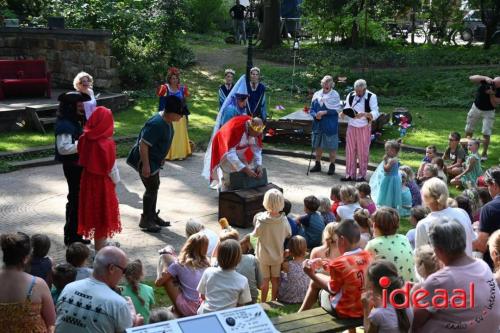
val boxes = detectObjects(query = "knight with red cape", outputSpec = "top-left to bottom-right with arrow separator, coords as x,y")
205,115 -> 265,191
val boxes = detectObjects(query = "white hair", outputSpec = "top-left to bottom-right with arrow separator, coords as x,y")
185,219 -> 205,237
73,71 -> 93,90
354,79 -> 367,90
321,75 -> 334,87
250,67 -> 260,75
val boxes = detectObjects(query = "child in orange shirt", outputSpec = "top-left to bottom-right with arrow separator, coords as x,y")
300,219 -> 372,332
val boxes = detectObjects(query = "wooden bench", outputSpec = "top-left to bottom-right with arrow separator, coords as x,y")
271,307 -> 363,333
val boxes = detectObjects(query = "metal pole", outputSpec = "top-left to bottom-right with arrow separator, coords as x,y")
246,0 -> 255,79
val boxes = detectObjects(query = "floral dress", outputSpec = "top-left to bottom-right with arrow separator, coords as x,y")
278,260 -> 310,304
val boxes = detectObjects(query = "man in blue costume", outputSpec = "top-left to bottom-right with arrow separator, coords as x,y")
54,91 -> 92,245
247,67 -> 267,121
309,75 -> 341,175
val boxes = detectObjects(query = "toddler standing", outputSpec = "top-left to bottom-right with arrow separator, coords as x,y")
370,140 -> 402,209
252,189 -> 291,302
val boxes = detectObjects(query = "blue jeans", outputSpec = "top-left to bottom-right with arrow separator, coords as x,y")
233,19 -> 246,43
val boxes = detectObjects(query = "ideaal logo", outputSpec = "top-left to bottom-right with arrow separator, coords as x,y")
378,276 -> 475,309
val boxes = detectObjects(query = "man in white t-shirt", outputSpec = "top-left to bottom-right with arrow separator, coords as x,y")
415,177 -> 475,256
55,247 -> 143,333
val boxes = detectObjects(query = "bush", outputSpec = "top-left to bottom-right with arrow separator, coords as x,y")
187,0 -> 225,33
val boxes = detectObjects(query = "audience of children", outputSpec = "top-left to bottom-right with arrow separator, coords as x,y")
252,189 -> 291,302
353,208 -> 373,249
218,228 -> 262,304
66,242 -> 92,280
156,233 -> 210,317
29,234 -> 54,288
197,239 -> 252,313
296,195 -> 325,248
370,140 -> 402,209
121,259 -> 155,323
51,263 -> 76,305
362,260 -> 413,333
356,182 -> 377,215
365,207 -> 416,282
318,196 -> 336,224
277,235 -> 310,304
330,185 -> 342,220
451,138 -> 482,188
337,185 -> 362,220
405,206 -> 429,250
399,165 -> 422,207
399,171 -> 413,217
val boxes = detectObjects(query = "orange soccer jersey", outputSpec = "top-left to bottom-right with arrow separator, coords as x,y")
327,249 -> 372,318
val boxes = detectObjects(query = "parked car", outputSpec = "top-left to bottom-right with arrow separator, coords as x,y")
454,10 -> 500,44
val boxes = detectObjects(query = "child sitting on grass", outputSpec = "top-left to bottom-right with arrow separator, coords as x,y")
252,189 -> 291,302
337,185 -> 362,220
399,171 -> 413,217
417,145 -> 437,179
330,185 -> 342,221
297,195 -> 325,248
353,208 -> 372,249
29,234 -> 54,288
278,236 -> 310,304
156,233 -> 210,317
406,206 -> 429,250
451,139 -> 482,189
318,196 -> 336,224
122,259 -> 155,324
299,219 -> 372,327
197,239 -> 252,313
399,165 -> 421,207
66,242 -> 92,280
356,183 -> 376,215
217,227 -> 263,304
362,260 -> 413,333
51,263 -> 76,305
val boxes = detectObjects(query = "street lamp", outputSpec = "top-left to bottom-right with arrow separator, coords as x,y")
291,36 -> 300,96
246,0 -> 257,79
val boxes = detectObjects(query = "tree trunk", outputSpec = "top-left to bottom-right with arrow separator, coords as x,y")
261,0 -> 281,49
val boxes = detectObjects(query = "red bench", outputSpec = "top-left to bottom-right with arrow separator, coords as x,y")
0,60 -> 51,100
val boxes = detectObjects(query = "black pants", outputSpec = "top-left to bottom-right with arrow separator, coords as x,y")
62,163 -> 83,245
140,171 -> 160,219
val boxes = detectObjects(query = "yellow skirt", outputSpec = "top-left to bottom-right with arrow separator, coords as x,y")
166,115 -> 192,160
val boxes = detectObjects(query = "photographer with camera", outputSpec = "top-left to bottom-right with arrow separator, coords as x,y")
465,75 -> 500,161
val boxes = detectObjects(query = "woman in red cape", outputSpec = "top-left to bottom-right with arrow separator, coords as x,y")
78,106 -> 121,251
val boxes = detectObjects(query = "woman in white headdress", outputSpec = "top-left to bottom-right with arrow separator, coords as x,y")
202,75 -> 250,183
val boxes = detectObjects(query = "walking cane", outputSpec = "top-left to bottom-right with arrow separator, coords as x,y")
306,143 -> 314,176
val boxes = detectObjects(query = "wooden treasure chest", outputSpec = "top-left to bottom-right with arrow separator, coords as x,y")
219,183 -> 283,228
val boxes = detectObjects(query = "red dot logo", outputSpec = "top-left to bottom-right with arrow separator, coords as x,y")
379,276 -> 391,288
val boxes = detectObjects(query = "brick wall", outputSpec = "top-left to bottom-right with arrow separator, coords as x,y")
0,28 -> 120,91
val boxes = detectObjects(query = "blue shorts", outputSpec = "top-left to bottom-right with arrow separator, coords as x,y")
312,132 -> 339,150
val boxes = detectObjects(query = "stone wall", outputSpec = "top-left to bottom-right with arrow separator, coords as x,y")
0,28 -> 120,91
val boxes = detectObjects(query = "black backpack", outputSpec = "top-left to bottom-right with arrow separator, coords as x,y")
348,91 -> 372,113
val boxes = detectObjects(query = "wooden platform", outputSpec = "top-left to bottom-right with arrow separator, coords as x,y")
271,307 -> 363,333
0,89 -> 130,132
